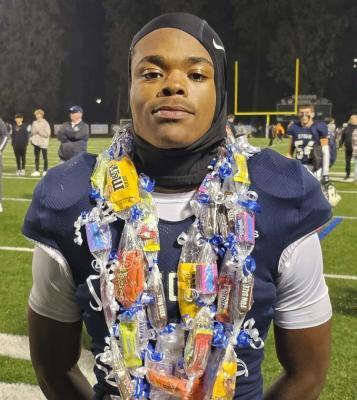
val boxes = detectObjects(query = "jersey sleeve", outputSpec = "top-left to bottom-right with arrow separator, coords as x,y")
274,233 -> 332,329
287,163 -> 332,245
22,179 -> 61,251
315,122 -> 328,139
29,246 -> 81,322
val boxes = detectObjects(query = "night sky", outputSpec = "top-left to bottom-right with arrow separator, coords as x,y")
0,0 -> 355,125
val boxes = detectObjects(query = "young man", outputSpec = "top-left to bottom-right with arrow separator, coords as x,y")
23,13 -> 331,400
57,105 -> 89,161
287,104 -> 330,183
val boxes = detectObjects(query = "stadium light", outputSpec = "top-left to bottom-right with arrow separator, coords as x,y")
354,58 -> 357,62
96,98 -> 102,104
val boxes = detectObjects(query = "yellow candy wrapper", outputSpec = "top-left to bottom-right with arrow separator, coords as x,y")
119,319 -> 142,368
211,360 -> 237,399
91,152 -> 110,195
105,157 -> 140,211
233,153 -> 250,185
178,262 -> 199,319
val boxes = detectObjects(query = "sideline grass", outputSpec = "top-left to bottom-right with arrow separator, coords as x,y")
0,137 -> 356,398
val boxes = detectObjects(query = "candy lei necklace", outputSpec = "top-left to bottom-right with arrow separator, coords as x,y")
74,126 -> 264,400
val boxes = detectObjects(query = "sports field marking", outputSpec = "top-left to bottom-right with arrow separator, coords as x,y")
324,273 -> 357,281
0,333 -> 96,383
338,190 -> 357,194
0,246 -> 34,252
0,333 -> 96,399
334,215 -> 357,220
2,176 -> 40,181
0,382 -> 45,400
3,197 -> 31,202
318,217 -> 343,240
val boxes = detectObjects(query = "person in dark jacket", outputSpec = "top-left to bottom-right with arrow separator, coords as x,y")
339,114 -> 357,180
0,117 -> 9,212
12,114 -> 29,176
57,105 -> 89,161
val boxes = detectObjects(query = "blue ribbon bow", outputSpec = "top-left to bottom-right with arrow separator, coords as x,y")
140,174 -> 155,193
243,256 -> 256,276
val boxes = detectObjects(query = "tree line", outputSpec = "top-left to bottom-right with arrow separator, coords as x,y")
0,0 -> 354,124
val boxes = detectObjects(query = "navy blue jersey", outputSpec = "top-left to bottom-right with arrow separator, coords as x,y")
22,150 -> 331,400
287,121 -> 328,164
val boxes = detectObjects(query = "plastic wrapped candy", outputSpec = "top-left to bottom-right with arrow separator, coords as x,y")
232,152 -> 250,200
234,206 -> 255,262
105,156 -> 140,212
177,226 -> 202,320
146,367 -> 194,399
236,272 -> 254,316
91,150 -> 111,196
217,204 -> 232,239
146,263 -> 167,332
211,344 -> 238,400
135,306 -> 151,352
109,335 -> 135,399
231,268 -> 254,335
118,314 -> 142,369
85,219 -> 112,264
195,242 -> 218,306
184,307 -> 214,378
85,217 -> 116,331
204,343 -> 238,400
136,194 -> 160,253
216,254 -> 236,324
178,261 -> 199,320
101,268 -> 118,332
114,224 -> 145,309
199,203 -> 220,238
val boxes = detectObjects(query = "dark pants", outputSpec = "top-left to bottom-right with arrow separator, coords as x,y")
34,145 -> 48,171
13,146 -> 26,170
345,149 -> 353,177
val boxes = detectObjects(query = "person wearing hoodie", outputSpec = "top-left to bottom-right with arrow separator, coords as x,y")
339,113 -> 357,180
12,113 -> 29,176
30,109 -> 51,177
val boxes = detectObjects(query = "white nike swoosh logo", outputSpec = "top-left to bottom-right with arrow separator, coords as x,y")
213,38 -> 225,51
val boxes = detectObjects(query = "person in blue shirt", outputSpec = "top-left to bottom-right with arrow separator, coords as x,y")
23,13 -> 332,400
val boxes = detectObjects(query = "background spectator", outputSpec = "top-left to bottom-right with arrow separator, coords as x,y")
57,105 -> 89,162
339,114 -> 357,180
11,114 -> 29,176
30,109 -> 51,177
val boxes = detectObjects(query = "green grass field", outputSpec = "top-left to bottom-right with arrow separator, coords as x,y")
0,137 -> 356,398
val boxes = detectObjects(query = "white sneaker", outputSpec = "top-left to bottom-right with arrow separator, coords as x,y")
16,170 -> 21,176
42,171 -> 47,177
21,169 -> 25,176
31,171 -> 41,177
0,203 -> 3,213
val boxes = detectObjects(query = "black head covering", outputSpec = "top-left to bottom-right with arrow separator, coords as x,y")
129,12 -> 227,188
